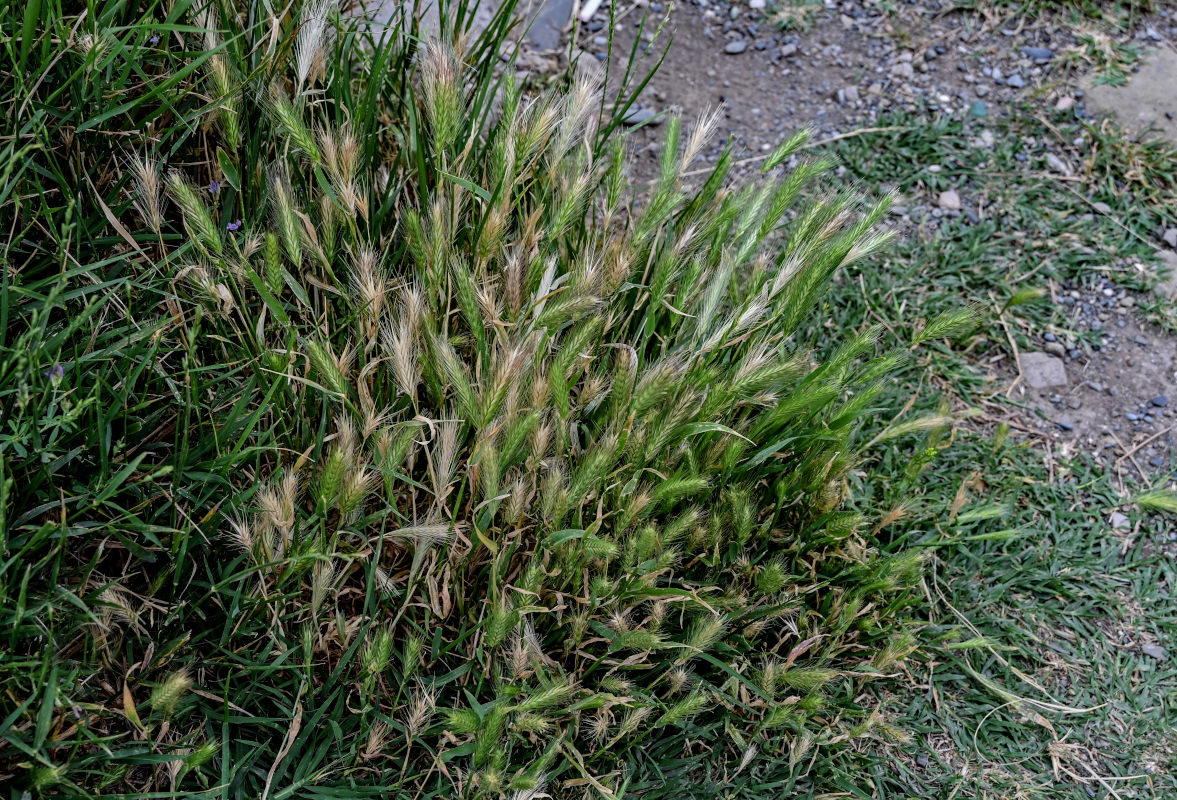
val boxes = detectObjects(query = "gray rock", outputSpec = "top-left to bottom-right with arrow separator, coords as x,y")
1044,341 -> 1066,358
1151,395 -> 1168,407
724,40 -> 748,55
749,0 -> 766,8
1092,201 -> 1113,215
1109,511 -> 1130,530
623,106 -> 660,126
1045,153 -> 1071,174
1022,46 -> 1054,61
779,42 -> 798,57
891,61 -> 915,79
938,190 -> 962,211
1022,351 -> 1068,389
1142,643 -> 1166,661
1006,74 -> 1026,88
1163,228 -> 1177,248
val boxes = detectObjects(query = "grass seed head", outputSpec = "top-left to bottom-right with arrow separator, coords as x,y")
149,671 -> 192,718
127,154 -> 164,232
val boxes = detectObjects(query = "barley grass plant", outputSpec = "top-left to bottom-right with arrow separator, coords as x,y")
1,1 -> 955,796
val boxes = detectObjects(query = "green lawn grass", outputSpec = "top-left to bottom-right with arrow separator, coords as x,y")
795,103 -> 1177,798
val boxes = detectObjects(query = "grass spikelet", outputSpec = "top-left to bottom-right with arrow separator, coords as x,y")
913,304 -> 984,344
148,671 -> 192,717
306,338 -> 351,398
268,166 -> 304,268
295,0 -> 334,90
127,153 -> 163,232
655,689 -> 709,727
420,40 -> 461,155
779,668 -> 838,692
266,82 -> 321,161
165,172 -> 221,257
513,680 -> 575,713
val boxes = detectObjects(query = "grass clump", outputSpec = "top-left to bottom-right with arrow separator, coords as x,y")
1,1 -> 937,796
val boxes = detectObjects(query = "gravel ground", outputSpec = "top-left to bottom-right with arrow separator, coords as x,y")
585,1 -> 1173,171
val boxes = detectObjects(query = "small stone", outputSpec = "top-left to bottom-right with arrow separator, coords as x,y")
779,42 -> 798,57
1151,395 -> 1169,408
843,85 -> 859,103
749,0 -> 766,8
1109,511 -> 1130,530
969,100 -> 988,117
1163,229 -> 1177,248
724,40 -> 748,55
891,61 -> 915,79
1022,46 -> 1054,61
1092,201 -> 1113,215
916,753 -> 929,768
1021,352 -> 1068,389
622,106 -> 660,126
1142,643 -> 1166,661
1056,419 -> 1074,432
938,190 -> 962,211
1045,153 -> 1070,174
1044,341 -> 1066,358
1006,74 -> 1026,88
1150,456 -> 1166,468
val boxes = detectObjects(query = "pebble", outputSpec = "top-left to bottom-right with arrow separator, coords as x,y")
1110,511 -> 1130,530
1044,341 -> 1066,358
1142,643 -> 1167,661
1092,202 -> 1113,215
892,61 -> 915,79
1164,229 -> 1177,248
969,100 -> 988,117
623,106 -> 660,126
1056,419 -> 1075,432
749,0 -> 766,8
938,190 -> 962,211
1045,153 -> 1070,174
780,42 -> 798,57
1022,46 -> 1054,61
1006,74 -> 1026,88
1151,395 -> 1169,407
1056,96 -> 1075,111
724,40 -> 748,55
1022,351 -> 1068,389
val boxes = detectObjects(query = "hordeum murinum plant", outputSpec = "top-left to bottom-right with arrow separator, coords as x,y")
1,1 -> 955,797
